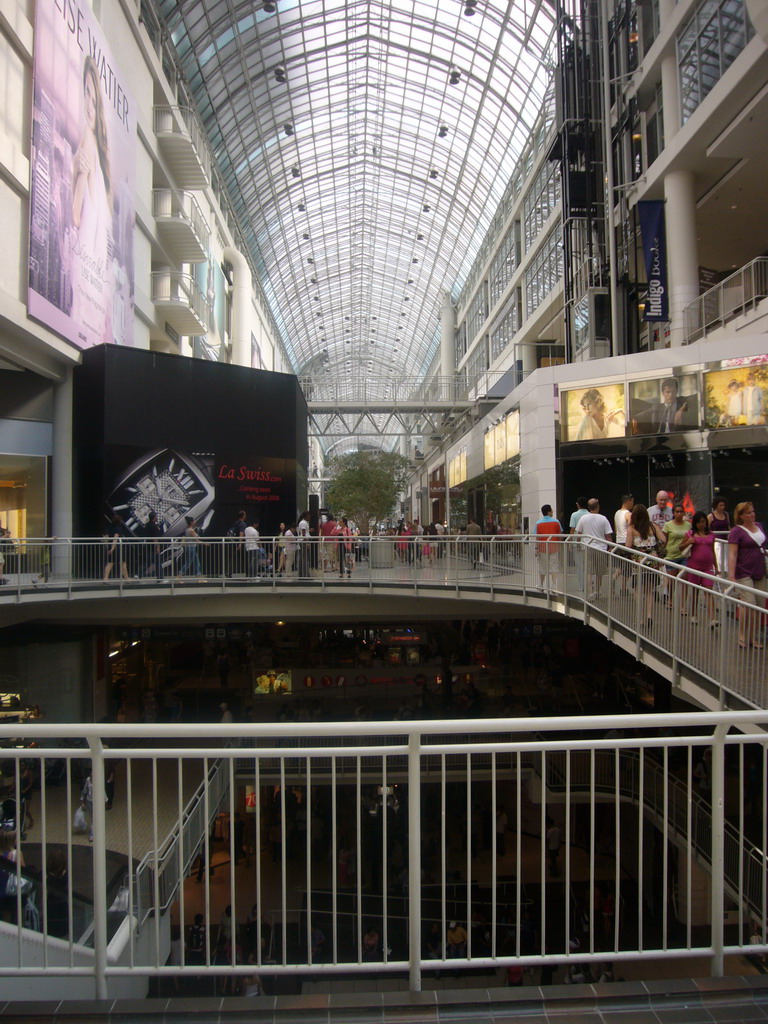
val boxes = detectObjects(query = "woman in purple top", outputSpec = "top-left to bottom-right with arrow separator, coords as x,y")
680,512 -> 718,625
727,502 -> 767,649
707,497 -> 731,538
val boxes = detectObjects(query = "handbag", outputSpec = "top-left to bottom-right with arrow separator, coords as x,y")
4,869 -> 33,896
73,804 -> 88,832
109,875 -> 130,913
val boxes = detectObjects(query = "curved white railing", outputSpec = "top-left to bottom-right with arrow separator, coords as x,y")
0,534 -> 765,709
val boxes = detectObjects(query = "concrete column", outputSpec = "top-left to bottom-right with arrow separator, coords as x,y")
52,367 -> 73,541
746,0 -> 768,43
223,247 -> 252,367
659,0 -> 681,143
664,169 -> 699,346
661,52 -> 681,144
440,291 -> 455,386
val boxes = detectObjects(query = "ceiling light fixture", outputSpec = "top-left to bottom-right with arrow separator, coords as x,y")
429,170 -> 439,179
274,63 -> 286,82
284,123 -> 294,136
449,68 -> 461,85
438,125 -> 449,138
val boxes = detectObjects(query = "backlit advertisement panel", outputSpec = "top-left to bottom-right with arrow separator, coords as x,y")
505,410 -> 520,460
705,366 -> 767,428
29,1 -> 136,348
561,384 -> 626,442
628,374 -> 699,435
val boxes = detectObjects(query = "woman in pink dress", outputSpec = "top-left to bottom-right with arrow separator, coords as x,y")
680,511 -> 718,625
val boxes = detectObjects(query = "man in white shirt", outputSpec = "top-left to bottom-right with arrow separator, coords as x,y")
569,497 -> 589,590
244,519 -> 261,578
613,494 -> 634,595
297,512 -> 310,576
575,498 -> 614,600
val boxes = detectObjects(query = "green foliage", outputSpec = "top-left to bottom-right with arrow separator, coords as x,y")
326,450 -> 411,531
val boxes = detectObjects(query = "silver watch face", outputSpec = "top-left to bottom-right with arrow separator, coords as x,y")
107,449 -> 215,535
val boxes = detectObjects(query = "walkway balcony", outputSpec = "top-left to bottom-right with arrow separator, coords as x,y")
684,257 -> 768,342
0,536 -> 765,712
150,270 -> 210,335
0,712 -> 767,1001
153,105 -> 211,191
152,189 -> 211,263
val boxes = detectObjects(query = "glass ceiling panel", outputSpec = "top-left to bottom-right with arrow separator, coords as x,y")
157,0 -> 557,384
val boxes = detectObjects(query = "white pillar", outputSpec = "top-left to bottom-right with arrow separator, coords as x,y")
52,367 -> 73,540
440,292 -> 454,386
664,169 -> 699,347
659,0 -> 681,143
223,247 -> 252,367
746,0 -> 768,42
661,53 -> 680,144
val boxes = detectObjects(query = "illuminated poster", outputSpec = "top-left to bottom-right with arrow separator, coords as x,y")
104,448 -> 295,537
505,410 -> 520,459
561,384 -> 626,442
29,1 -> 136,348
494,421 -> 506,466
484,429 -> 495,470
629,374 -> 699,435
705,366 -> 767,428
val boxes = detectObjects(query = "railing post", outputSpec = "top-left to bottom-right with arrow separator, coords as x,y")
710,723 -> 728,977
88,737 -> 109,999
408,730 -> 422,992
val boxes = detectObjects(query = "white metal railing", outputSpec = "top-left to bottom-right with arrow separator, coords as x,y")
684,256 -> 768,342
1,715 -> 768,998
1,535 -> 765,711
133,756 -> 228,927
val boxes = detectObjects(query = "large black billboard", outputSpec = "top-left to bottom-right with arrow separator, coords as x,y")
73,346 -> 308,536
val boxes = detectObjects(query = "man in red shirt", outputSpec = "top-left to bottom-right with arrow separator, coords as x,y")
535,504 -> 563,589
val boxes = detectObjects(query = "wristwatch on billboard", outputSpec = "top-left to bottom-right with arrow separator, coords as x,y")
106,448 -> 216,536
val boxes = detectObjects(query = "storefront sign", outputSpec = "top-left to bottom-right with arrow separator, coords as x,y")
638,200 -> 669,321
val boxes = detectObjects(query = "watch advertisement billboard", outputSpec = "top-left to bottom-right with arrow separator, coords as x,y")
28,1 -> 136,348
73,346 -> 308,536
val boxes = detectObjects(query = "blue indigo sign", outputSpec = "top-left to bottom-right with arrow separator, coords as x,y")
638,200 -> 669,321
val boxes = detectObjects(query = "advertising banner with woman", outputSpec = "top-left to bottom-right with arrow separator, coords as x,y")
561,384 -> 626,442
28,1 -> 136,349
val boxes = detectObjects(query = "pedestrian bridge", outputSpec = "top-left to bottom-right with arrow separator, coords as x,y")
0,536 -> 764,713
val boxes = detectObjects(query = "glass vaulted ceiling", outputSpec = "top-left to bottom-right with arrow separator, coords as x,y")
158,0 -> 557,388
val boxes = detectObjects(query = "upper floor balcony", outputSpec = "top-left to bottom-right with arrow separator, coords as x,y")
153,105 -> 211,191
150,270 -> 210,336
152,189 -> 211,264
684,257 -> 768,343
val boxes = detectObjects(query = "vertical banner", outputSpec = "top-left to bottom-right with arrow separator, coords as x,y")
638,200 -> 669,322
29,2 -> 136,348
